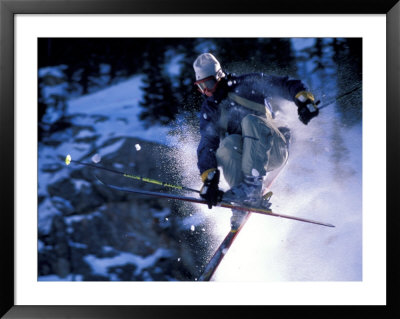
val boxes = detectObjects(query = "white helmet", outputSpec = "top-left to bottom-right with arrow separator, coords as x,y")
193,53 -> 225,81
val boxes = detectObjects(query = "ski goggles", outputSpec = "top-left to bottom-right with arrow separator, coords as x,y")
194,69 -> 224,96
194,76 -> 218,96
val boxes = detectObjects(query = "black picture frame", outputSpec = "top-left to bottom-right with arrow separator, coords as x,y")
1,0 -> 399,318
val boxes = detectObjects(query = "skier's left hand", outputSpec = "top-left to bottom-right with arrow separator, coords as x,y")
295,91 -> 319,125
200,168 -> 224,209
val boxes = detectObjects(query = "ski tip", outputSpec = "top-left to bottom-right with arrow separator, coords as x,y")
65,154 -> 71,166
320,222 -> 335,228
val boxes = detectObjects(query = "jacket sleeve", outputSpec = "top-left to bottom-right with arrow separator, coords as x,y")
197,99 -> 220,175
267,75 -> 308,101
243,73 -> 308,102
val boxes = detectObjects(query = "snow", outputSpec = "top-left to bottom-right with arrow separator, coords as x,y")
91,153 -> 101,163
97,139 -> 125,158
40,83 -> 68,101
38,65 -> 68,78
38,75 -> 180,239
72,179 -> 91,191
213,102 -> 362,281
165,52 -> 184,77
291,38 -> 317,51
67,75 -> 174,146
39,274 -> 84,281
83,248 -> 173,278
68,241 -> 88,249
64,211 -> 102,226
38,240 -> 45,251
38,198 -> 61,235
102,246 -> 114,253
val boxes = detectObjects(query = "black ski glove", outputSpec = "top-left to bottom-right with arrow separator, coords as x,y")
295,91 -> 319,125
200,169 -> 224,209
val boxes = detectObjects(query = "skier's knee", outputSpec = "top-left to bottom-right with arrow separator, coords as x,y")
217,134 -> 242,157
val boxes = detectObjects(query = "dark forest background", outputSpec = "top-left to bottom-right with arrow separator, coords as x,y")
38,38 -> 362,140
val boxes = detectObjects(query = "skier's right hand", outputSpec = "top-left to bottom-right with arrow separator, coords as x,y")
200,168 -> 224,209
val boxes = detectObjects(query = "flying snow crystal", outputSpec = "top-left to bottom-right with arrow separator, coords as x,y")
203,113 -> 208,119
233,146 -> 238,150
251,168 -> 260,177
91,153 -> 101,163
235,89 -> 239,93
190,225 -> 195,232
177,258 -> 181,262
165,217 -> 168,221
222,248 -> 229,255
231,102 -> 235,106
227,80 -> 233,86
251,90 -> 255,94
135,144 -> 141,151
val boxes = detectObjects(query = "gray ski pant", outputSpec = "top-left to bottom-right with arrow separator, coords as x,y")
216,114 -> 288,187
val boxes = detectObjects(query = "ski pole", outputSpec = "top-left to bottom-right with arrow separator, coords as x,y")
64,154 -> 200,194
316,85 -> 362,110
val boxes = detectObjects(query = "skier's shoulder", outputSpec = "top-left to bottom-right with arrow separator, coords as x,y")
235,72 -> 271,80
232,72 -> 281,88
226,73 -> 269,95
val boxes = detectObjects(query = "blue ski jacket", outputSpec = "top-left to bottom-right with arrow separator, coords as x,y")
197,72 -> 308,175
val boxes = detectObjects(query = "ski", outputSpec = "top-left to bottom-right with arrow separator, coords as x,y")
96,174 -> 334,282
96,176 -> 335,228
197,213 -> 251,281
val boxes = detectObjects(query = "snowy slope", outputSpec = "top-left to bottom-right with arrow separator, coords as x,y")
67,75 -> 174,150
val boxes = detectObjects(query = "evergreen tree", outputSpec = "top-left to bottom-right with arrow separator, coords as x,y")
332,38 -> 362,126
175,39 -> 204,114
139,48 -> 179,127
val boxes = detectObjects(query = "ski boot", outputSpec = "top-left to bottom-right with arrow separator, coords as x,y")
223,175 -> 264,207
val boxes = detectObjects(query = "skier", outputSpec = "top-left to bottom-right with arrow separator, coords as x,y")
193,53 -> 319,228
